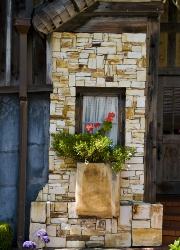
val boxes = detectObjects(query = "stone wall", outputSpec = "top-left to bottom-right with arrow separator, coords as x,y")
29,32 -> 163,247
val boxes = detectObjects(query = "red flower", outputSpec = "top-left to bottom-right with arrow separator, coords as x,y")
94,123 -> 101,128
105,116 -> 113,122
85,124 -> 93,131
108,112 -> 115,118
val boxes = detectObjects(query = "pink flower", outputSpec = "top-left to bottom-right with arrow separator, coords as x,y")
85,124 -> 93,131
94,123 -> 101,128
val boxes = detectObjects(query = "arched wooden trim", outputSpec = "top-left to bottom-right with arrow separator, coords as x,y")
32,0 -> 97,35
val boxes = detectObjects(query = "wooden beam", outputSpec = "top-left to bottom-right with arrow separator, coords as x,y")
93,2 -> 164,15
158,67 -> 180,76
0,85 -> 53,94
144,15 -> 160,204
56,16 -> 147,33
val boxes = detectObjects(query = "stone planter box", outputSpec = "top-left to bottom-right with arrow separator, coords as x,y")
75,163 -> 120,218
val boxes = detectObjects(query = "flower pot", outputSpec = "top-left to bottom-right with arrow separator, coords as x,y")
75,163 -> 120,218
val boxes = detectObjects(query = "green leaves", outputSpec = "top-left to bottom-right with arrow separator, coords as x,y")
169,239 -> 180,250
51,131 -> 135,173
0,222 -> 13,250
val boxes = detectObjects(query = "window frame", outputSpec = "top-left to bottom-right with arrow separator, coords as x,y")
75,87 -> 126,145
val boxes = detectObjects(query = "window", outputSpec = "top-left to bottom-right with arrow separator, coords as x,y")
75,87 -> 125,145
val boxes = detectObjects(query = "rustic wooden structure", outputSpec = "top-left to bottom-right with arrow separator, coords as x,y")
1,0 -> 180,247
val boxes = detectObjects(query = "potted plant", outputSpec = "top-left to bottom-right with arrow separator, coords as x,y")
51,112 -> 134,217
51,112 -> 134,173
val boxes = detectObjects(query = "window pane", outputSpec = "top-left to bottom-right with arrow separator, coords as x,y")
82,96 -> 118,144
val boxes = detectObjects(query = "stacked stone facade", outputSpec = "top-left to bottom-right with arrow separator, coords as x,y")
29,32 -> 163,247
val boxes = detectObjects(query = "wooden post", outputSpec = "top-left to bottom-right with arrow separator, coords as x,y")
144,15 -> 160,203
13,18 -> 31,248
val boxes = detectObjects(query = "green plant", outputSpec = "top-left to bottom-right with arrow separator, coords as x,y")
51,112 -> 135,173
169,238 -> 180,250
0,222 -> 13,250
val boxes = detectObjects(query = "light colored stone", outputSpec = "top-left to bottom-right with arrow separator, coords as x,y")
151,204 -> 163,229
47,225 -> 57,236
47,237 -> 66,247
29,223 -> 46,244
67,241 -> 85,248
132,220 -> 150,228
132,228 -> 162,246
119,205 -> 132,227
30,202 -> 46,223
75,163 -> 120,217
133,203 -> 151,220
70,225 -> 82,235
137,71 -> 146,81
105,233 -> 131,247
54,202 -> 68,212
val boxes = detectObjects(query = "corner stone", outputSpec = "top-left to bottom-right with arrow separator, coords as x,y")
132,228 -> 162,246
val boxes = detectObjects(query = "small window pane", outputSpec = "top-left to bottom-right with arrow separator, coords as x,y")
82,96 -> 118,144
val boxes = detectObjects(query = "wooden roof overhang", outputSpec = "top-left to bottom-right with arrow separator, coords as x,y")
32,0 -> 164,35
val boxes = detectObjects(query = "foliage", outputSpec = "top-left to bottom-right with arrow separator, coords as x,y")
169,238 -> 180,250
51,112 -> 135,173
0,222 -> 13,250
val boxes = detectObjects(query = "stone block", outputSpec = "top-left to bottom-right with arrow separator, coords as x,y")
132,228 -> 162,246
68,202 -> 78,218
30,202 -> 46,223
47,237 -> 66,247
75,163 -> 120,218
67,241 -> 85,248
54,202 -> 68,212
119,205 -> 132,227
151,204 -> 163,229
70,225 -> 82,235
132,220 -> 150,228
137,70 -> 146,81
47,225 -> 57,236
133,203 -> 151,220
105,233 -> 131,247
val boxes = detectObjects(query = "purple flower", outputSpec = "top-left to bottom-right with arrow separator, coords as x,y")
23,241 -> 36,249
35,229 -> 47,238
42,236 -> 50,243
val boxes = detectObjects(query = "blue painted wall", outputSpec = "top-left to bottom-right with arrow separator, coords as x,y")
0,93 -> 50,246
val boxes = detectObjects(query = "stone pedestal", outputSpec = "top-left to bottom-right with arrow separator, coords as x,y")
75,163 -> 120,217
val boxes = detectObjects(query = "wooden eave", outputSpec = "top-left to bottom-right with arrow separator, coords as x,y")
32,0 -> 164,35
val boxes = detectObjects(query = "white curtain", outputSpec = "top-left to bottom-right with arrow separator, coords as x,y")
82,96 -> 118,144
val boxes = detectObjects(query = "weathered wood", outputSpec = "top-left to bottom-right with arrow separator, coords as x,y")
0,85 -> 53,93
158,32 -> 167,68
160,23 -> 180,32
13,18 -> 31,98
0,1 -> 6,86
32,1 -> 163,35
73,17 -> 146,33
93,2 -> 164,14
5,0 -> 12,86
17,101 -> 27,248
32,0 -> 97,34
144,15 -> 160,204
46,34 -> 52,85
56,16 -> 147,33
168,32 -> 176,67
158,67 -> 180,76
176,33 -> 180,67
